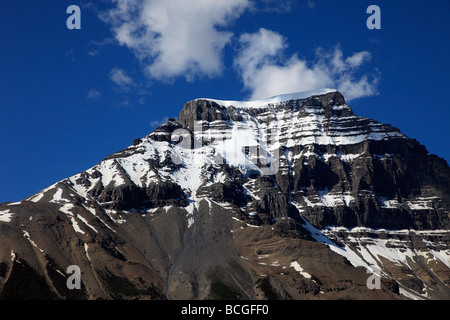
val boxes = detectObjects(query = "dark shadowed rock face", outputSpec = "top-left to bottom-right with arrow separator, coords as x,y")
0,90 -> 449,300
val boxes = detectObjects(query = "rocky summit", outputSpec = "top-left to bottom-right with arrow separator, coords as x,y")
0,89 -> 449,300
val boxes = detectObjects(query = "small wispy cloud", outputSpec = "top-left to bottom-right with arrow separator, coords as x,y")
110,68 -> 135,88
255,0 -> 294,13
87,89 -> 101,100
65,49 -> 75,62
252,0 -> 313,13
306,0 -> 315,9
117,99 -> 132,108
108,67 -> 150,108
149,117 -> 169,128
88,38 -> 115,57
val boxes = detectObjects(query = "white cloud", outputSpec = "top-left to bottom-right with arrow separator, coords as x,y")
110,68 -> 134,88
102,0 -> 251,81
315,45 -> 378,100
87,89 -> 101,100
234,28 -> 378,101
345,51 -> 371,69
234,28 -> 287,87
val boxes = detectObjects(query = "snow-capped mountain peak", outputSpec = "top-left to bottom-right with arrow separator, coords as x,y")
1,89 -> 449,300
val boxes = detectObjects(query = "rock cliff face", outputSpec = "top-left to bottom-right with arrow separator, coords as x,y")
0,89 -> 449,300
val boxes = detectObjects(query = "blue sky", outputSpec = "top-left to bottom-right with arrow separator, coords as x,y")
1,0 -> 449,203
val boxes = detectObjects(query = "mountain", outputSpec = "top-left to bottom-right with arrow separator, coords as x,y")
0,89 -> 449,300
